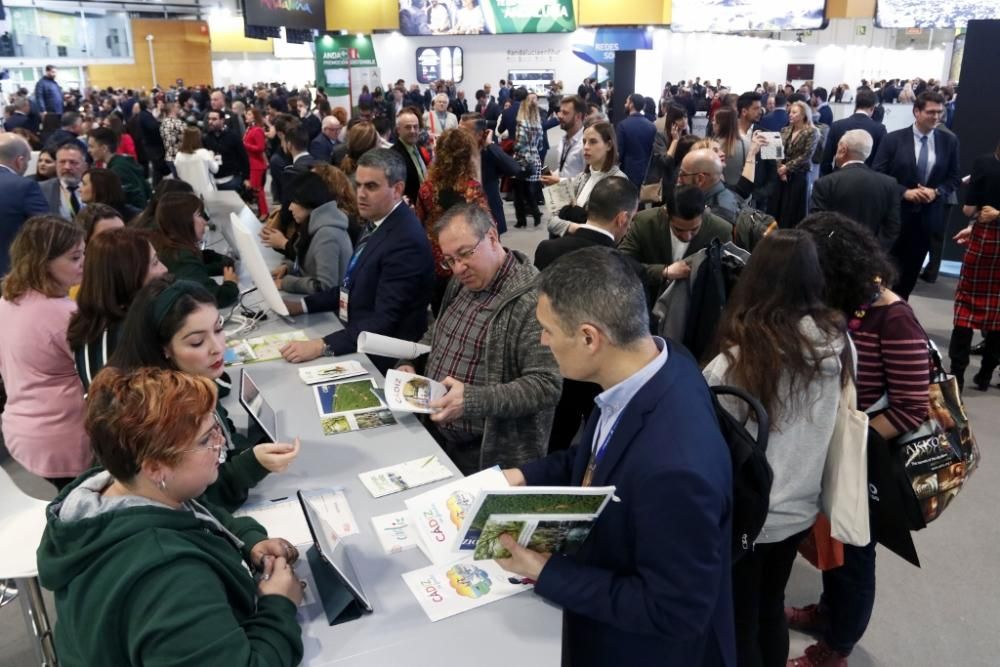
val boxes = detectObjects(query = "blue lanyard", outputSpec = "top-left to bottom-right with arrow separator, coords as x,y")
592,412 -> 624,466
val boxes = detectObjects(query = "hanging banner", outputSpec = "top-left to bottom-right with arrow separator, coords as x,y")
571,28 -> 652,66
243,0 -> 326,31
399,0 -> 575,36
314,34 -> 379,97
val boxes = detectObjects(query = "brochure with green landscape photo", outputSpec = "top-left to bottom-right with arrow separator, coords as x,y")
312,378 -> 397,435
472,514 -> 596,560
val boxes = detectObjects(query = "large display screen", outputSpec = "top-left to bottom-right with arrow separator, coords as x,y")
417,47 -> 464,83
398,0 -> 575,36
876,0 -> 1000,28
242,0 -> 326,31
670,0 -> 825,33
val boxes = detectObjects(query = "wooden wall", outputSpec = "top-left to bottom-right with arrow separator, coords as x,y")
88,19 -> 213,90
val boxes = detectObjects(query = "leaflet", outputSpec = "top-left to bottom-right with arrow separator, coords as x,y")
358,456 -> 454,498
357,332 -> 431,360
542,179 -> 578,218
370,511 -> 420,555
401,557 -> 534,622
384,369 -> 447,414
758,132 -> 785,161
312,379 -> 397,435
298,361 -> 368,385
224,330 -> 309,365
472,513 -> 596,560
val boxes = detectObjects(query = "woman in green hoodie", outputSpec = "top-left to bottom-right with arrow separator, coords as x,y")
108,277 -> 299,511
37,366 -> 304,666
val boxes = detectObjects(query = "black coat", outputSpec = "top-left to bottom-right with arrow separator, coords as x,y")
819,112 -> 887,176
810,163 -> 901,251
390,140 -> 429,205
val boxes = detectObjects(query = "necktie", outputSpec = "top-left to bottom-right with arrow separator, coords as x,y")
917,135 -> 929,184
409,145 -> 426,182
66,184 -> 81,216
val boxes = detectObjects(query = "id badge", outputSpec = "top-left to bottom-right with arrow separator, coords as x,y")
338,288 -> 350,322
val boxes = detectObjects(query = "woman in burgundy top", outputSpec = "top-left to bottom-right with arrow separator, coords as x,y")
789,213 -> 930,667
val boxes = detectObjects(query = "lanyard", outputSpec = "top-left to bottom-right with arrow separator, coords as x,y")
560,134 -> 574,172
591,412 -> 624,467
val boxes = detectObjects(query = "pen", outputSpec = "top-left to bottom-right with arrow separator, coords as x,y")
420,456 -> 435,467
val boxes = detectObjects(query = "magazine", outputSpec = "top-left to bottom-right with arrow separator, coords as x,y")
384,369 -> 447,414
455,486 -> 617,553
758,131 -> 785,160
403,467 -> 508,565
400,558 -> 534,622
224,330 -> 308,365
472,514 -> 596,560
542,179 -> 578,218
370,511 -> 420,555
298,361 -> 368,385
358,456 -> 454,498
312,379 -> 397,435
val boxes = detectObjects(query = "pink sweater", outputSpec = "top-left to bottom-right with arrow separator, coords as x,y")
0,291 -> 91,477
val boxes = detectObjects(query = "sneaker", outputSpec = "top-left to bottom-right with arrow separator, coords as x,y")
787,641 -> 848,667
785,603 -> 826,635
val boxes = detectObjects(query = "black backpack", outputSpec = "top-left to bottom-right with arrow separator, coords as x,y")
710,385 -> 773,562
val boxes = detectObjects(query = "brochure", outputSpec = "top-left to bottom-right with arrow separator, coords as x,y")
472,514 -> 596,560
357,332 -> 431,360
384,369 -> 447,414
456,486 -> 617,552
298,361 -> 368,385
404,467 -> 508,566
401,558 -> 534,622
358,456 -> 454,498
371,511 -> 420,555
224,330 -> 309,365
542,179 -> 578,218
758,131 -> 785,161
312,379 -> 397,435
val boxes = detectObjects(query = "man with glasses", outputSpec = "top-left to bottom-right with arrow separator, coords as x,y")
396,204 -> 561,475
871,90 -> 960,299
619,185 -> 732,301
679,148 -> 743,222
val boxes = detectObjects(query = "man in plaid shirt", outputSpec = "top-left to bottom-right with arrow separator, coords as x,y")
398,204 -> 561,474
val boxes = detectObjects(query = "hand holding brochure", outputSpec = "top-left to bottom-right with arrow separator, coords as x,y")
473,514 -> 595,560
384,369 -> 447,414
357,332 -> 431,360
758,131 -> 785,160
542,179 -> 577,218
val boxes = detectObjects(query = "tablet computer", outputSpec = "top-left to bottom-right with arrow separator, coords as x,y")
298,490 -> 373,614
239,369 -> 279,443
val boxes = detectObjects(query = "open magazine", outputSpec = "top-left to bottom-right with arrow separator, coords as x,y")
384,369 -> 447,414
313,379 -> 396,435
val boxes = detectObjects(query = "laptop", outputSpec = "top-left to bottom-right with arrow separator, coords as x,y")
238,369 -> 279,443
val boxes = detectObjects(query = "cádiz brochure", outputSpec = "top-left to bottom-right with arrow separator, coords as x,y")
384,369 -> 447,414
224,330 -> 309,365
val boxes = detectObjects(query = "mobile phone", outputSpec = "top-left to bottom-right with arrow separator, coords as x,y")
542,166 -> 552,176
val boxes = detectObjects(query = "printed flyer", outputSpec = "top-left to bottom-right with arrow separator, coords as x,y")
224,330 -> 309,365
371,511 -> 420,555
358,456 -> 454,498
384,369 -> 447,414
401,558 -> 534,622
312,379 -> 397,435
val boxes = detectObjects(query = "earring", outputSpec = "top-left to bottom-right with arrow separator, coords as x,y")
159,478 -> 168,491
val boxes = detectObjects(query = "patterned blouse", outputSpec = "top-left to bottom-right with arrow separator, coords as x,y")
779,125 -> 820,175
160,116 -> 187,162
515,120 -> 544,182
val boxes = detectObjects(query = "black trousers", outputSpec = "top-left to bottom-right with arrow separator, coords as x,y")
949,326 -> 1000,386
512,177 -> 540,226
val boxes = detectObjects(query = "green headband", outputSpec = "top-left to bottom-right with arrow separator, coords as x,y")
151,280 -> 203,328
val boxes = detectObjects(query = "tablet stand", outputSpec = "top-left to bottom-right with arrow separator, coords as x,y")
306,545 -> 367,626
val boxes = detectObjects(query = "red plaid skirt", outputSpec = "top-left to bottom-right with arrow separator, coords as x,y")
954,222 -> 1000,330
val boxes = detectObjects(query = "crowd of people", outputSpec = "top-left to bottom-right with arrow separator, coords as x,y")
0,62 -> 994,667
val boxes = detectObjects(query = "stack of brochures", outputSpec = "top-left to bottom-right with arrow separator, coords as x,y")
224,330 -> 308,365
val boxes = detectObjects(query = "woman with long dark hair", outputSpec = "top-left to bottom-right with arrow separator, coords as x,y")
712,106 -> 745,187
704,230 -> 848,667
129,178 -> 195,230
79,167 -> 140,222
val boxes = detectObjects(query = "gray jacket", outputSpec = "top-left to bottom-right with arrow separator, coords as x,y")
547,165 -> 627,237
409,249 -> 561,469
704,179 -> 745,223
282,200 -> 353,295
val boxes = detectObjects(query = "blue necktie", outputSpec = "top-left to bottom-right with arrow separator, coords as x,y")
917,135 -> 929,184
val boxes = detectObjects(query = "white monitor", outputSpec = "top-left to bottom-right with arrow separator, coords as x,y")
228,212 -> 291,320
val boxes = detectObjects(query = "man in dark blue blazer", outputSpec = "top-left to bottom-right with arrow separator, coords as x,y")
498,247 -> 735,667
758,93 -> 789,132
280,148 -> 434,374
872,91 -> 960,299
497,87 -> 526,138
819,88 -> 886,177
616,94 -> 657,190
0,134 -> 50,276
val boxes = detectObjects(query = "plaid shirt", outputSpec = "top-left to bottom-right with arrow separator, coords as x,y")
426,251 -> 517,439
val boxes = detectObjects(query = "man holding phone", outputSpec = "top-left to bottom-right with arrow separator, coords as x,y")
541,95 -> 586,185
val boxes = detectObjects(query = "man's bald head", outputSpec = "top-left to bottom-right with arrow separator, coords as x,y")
679,148 -> 723,191
0,133 -> 32,175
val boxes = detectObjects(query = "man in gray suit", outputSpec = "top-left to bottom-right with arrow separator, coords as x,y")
39,142 -> 88,219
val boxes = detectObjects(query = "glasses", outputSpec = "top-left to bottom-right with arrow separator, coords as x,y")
439,237 -> 485,270
179,413 -> 228,464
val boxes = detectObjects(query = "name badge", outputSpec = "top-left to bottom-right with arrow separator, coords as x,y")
339,288 -> 350,322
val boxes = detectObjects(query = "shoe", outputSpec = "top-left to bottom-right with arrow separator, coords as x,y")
919,270 -> 938,284
514,221 -> 527,229
972,370 -> 992,392
971,341 -> 986,356
785,603 -> 826,636
533,216 -> 542,227
787,641 -> 848,667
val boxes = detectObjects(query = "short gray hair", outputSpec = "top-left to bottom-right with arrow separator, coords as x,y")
0,132 -> 31,163
434,203 -> 493,238
839,129 -> 873,161
357,148 -> 407,186
537,247 -> 649,347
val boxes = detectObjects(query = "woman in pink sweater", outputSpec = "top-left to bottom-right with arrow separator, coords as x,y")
0,215 -> 89,489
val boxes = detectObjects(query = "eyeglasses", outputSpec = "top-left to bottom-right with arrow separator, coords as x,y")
179,413 -> 228,464
439,236 -> 485,270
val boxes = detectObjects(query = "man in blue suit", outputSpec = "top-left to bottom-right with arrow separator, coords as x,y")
872,91 -> 960,299
0,134 -> 50,276
497,87 -> 526,139
616,94 -> 657,190
498,247 -> 735,667
280,148 -> 434,373
758,93 -> 789,132
819,88 -> 886,177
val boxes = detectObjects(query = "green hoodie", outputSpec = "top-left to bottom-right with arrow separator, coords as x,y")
37,469 -> 303,667
107,153 -> 152,210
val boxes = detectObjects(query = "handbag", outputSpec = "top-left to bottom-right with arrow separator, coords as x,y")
820,339 -> 872,547
797,514 -> 845,571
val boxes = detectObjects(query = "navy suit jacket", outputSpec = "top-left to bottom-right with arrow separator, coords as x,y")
3,113 -> 35,134
303,202 -> 434,373
819,112 -> 887,176
0,168 -> 50,275
616,113 -> 657,188
308,135 -> 336,163
757,108 -> 788,132
497,101 -> 520,138
872,125 -> 960,231
520,341 -> 735,667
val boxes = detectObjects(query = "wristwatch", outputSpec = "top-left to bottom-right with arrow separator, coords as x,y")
322,343 -> 335,357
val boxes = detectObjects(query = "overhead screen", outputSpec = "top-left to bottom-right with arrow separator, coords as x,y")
398,0 -> 575,36
670,0 -> 826,33
876,0 -> 1000,28
242,0 -> 326,31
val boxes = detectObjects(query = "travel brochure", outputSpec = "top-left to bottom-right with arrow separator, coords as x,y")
472,514 -> 595,560
400,558 -> 534,623
370,511 -> 420,555
357,456 -> 454,498
224,330 -> 308,365
758,131 -> 785,160
297,360 -> 368,385
384,369 -> 447,414
542,179 -> 578,219
312,378 -> 398,435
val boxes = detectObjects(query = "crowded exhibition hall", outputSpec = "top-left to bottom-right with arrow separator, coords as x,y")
1,0 -> 999,665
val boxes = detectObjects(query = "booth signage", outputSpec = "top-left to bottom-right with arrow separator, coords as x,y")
399,0 -> 575,36
243,0 -> 326,31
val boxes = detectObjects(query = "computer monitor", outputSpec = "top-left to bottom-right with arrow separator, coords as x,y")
239,369 -> 279,443
228,212 -> 292,321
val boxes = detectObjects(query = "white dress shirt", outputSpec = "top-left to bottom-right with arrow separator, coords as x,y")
556,127 -> 585,180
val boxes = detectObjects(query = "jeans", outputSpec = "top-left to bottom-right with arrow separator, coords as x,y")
216,177 -> 242,192
819,539 -> 878,655
732,529 -> 810,667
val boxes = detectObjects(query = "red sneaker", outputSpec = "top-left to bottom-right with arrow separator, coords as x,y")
785,603 -> 826,635
787,641 -> 848,667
